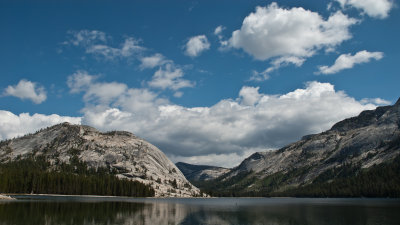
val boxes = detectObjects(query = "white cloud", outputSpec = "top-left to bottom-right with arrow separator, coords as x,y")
75,79 -> 380,167
66,30 -> 107,46
0,110 -> 81,140
148,64 -> 195,91
66,30 -> 143,60
1,76 -> 387,167
360,98 -> 391,105
81,108 -> 132,131
115,88 -> 168,116
67,70 -> 169,120
67,70 -> 127,104
3,79 -> 47,104
336,0 -> 394,19
214,26 -> 225,36
173,91 -> 184,98
169,149 -> 261,168
84,82 -> 128,104
66,30 -> 194,96
85,37 -> 143,60
239,86 -> 262,106
214,25 -> 229,51
249,70 -> 270,82
317,50 -> 383,74
67,70 -> 99,93
251,56 -> 306,81
184,35 -> 211,57
139,53 -> 169,69
229,3 -> 357,61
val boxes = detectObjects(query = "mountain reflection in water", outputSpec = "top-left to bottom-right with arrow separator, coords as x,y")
1,196 -> 400,225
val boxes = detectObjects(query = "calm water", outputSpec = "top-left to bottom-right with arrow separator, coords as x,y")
1,196 -> 400,225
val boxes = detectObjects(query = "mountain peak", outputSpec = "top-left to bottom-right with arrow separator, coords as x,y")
395,97 -> 400,106
1,123 -> 202,197
330,99 -> 399,132
176,162 -> 230,182
203,96 -> 400,196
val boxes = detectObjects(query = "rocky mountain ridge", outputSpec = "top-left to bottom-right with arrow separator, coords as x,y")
0,123 -> 202,197
196,98 -> 400,196
175,162 -> 230,182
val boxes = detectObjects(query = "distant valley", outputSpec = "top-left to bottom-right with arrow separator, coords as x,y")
175,162 -> 230,182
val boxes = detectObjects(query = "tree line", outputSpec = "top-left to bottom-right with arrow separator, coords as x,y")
195,155 -> 400,197
0,156 -> 155,197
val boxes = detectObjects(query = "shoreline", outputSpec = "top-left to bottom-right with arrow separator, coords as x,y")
7,193 -> 142,198
0,194 -> 15,200
5,193 -> 213,199
4,194 -> 400,199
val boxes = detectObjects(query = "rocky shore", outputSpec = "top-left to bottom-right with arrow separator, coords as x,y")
0,194 -> 15,200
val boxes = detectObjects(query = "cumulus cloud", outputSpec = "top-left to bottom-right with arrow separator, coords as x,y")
81,108 -> 132,131
67,70 -> 127,104
148,64 -> 195,91
139,53 -> 170,69
67,70 -> 99,93
74,78 -> 380,167
239,86 -> 262,106
336,0 -> 394,19
317,50 -> 383,74
67,71 -> 168,120
3,79 -> 47,104
0,110 -> 81,140
0,75 -> 386,167
229,2 -> 357,61
360,98 -> 391,105
65,30 -> 143,60
184,35 -> 210,57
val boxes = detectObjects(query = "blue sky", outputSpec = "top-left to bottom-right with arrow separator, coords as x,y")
0,0 -> 399,167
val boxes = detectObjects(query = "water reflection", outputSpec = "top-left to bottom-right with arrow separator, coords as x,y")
0,201 -> 189,225
1,197 -> 400,225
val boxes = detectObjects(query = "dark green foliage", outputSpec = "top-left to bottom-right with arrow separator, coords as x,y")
0,157 -> 154,197
192,171 -> 254,197
67,148 -> 81,156
277,155 -> 400,197
194,166 -> 314,197
195,155 -> 400,198
170,179 -> 178,188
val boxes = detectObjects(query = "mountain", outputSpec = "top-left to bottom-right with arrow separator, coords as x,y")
175,162 -> 230,182
198,98 -> 400,197
0,123 -> 202,197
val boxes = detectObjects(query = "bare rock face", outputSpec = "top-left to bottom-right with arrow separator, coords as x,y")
0,123 -> 202,197
221,98 -> 400,192
176,162 -> 230,182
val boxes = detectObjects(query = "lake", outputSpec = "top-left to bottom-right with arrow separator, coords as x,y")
1,195 -> 400,225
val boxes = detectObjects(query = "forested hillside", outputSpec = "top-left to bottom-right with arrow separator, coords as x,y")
0,156 -> 155,197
